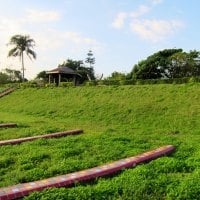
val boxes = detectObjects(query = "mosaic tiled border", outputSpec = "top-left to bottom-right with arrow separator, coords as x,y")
0,87 -> 16,98
0,145 -> 175,200
0,129 -> 83,146
0,124 -> 17,128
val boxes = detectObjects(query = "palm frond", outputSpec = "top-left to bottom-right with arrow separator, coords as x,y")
8,47 -> 21,57
26,49 -> 36,60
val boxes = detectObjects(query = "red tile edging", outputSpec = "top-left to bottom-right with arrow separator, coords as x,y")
0,124 -> 17,128
0,145 -> 176,200
0,87 -> 16,98
0,129 -> 83,146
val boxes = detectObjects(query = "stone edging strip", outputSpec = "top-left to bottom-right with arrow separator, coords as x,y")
0,145 -> 175,200
0,129 -> 83,146
0,124 -> 17,128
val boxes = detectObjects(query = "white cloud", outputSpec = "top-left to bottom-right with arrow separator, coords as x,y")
0,17 -> 24,38
64,32 -> 99,46
150,0 -> 163,5
112,12 -> 127,29
0,10 -> 104,79
32,29 -> 102,51
130,5 -> 150,18
25,9 -> 61,23
113,0 -> 164,27
130,19 -> 184,42
112,0 -> 184,43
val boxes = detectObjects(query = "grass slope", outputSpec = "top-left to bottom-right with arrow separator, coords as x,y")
0,84 -> 200,199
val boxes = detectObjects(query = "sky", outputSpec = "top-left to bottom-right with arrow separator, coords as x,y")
0,0 -> 199,79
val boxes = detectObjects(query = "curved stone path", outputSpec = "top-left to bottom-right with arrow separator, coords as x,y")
0,145 -> 175,200
0,129 -> 83,146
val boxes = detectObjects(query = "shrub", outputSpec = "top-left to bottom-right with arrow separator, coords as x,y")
59,82 -> 73,87
45,83 -> 57,88
84,81 -> 97,86
119,79 -> 136,85
19,81 -> 39,88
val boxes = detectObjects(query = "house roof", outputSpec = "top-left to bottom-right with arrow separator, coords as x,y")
47,67 -> 81,77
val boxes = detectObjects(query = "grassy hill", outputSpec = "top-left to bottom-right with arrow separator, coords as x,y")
0,84 -> 200,199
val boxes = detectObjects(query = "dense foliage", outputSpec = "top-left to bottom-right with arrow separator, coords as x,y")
130,49 -> 200,80
0,85 -> 200,199
58,59 -> 95,83
0,68 -> 23,84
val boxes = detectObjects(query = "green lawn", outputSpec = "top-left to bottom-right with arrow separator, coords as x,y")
0,84 -> 200,199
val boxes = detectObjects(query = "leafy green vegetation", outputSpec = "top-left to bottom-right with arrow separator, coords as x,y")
0,84 -> 200,199
130,49 -> 200,80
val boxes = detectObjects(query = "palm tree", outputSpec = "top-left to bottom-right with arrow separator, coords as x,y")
8,34 -> 36,82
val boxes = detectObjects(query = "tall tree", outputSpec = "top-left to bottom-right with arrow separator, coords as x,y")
58,59 -> 83,70
35,70 -> 48,82
85,50 -> 95,68
85,50 -> 95,80
8,34 -> 36,82
4,68 -> 22,82
131,49 -> 183,79
107,71 -> 126,80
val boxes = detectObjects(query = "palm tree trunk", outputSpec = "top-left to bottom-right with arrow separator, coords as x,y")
21,52 -> 25,82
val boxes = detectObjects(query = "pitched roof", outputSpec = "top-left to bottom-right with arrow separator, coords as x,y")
47,67 -> 76,74
47,67 -> 81,77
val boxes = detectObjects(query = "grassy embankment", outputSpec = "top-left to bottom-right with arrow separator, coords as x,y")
0,84 -> 200,199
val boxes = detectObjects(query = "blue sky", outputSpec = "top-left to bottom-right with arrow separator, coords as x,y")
0,0 -> 199,79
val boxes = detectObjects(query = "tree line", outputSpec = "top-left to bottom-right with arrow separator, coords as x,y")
106,48 -> 200,82
131,48 -> 200,80
1,34 -> 200,85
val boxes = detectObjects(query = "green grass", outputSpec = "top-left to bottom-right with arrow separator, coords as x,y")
0,84 -> 200,199
0,87 -> 6,93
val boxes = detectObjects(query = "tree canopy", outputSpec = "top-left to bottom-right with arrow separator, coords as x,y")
131,49 -> 200,79
0,68 -> 22,84
58,59 -> 95,83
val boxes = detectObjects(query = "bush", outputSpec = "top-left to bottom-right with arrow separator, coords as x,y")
84,81 -> 97,86
19,81 -> 39,88
45,83 -> 57,88
189,76 -> 200,83
97,80 -> 120,86
119,79 -> 136,85
172,77 -> 190,84
59,82 -> 73,87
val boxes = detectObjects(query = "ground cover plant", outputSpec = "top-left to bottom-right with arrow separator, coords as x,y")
0,87 -> 6,93
0,84 -> 200,199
